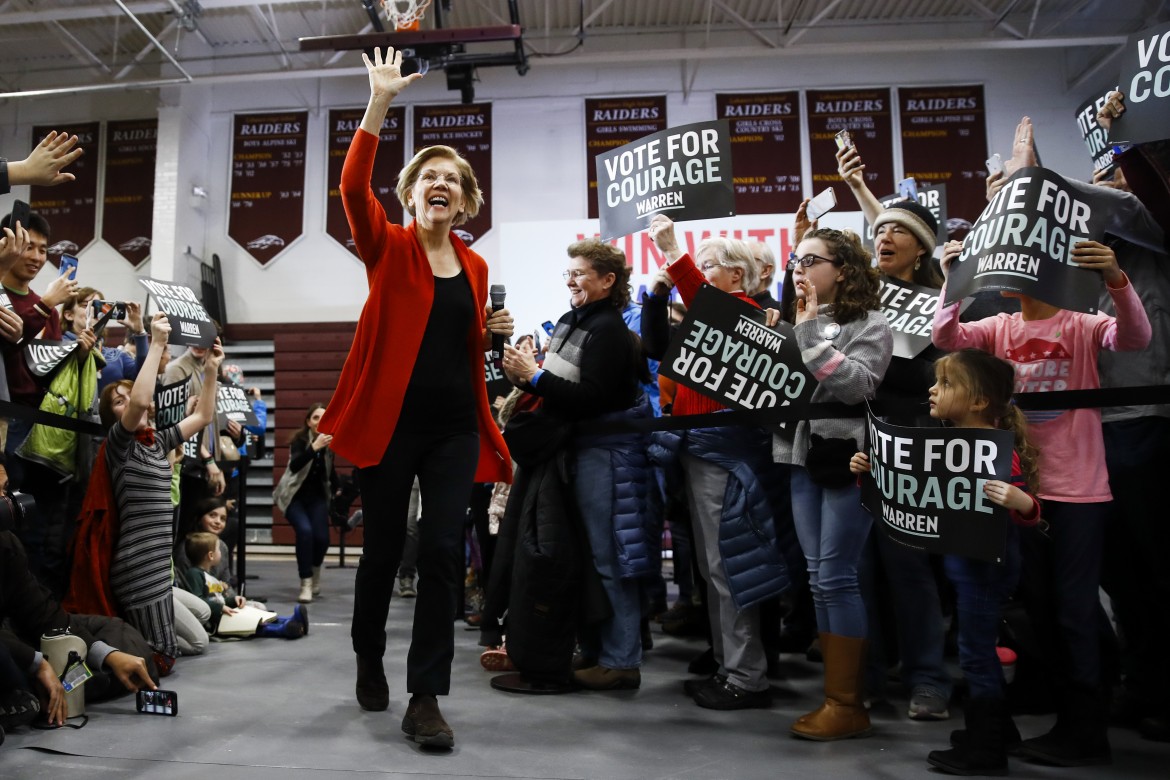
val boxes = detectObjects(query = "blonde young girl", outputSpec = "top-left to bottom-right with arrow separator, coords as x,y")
852,349 -> 1040,775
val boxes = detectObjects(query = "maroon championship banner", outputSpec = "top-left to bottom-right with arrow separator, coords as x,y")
229,111 -> 308,266
585,96 -> 667,219
103,118 -> 157,268
899,85 -> 988,223
807,89 -> 893,198
716,91 -> 803,214
327,107 -> 406,257
30,122 -> 100,265
414,103 -> 493,244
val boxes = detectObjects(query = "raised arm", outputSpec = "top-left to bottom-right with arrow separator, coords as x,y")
178,340 -> 224,441
836,144 -> 883,225
121,312 -> 170,432
342,47 -> 424,267
5,130 -> 84,189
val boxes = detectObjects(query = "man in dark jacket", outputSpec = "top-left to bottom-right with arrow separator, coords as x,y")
0,530 -> 156,727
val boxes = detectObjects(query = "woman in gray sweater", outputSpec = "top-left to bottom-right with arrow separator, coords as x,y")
776,228 -> 892,742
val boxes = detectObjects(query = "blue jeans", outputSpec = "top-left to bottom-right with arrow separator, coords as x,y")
285,491 -> 330,579
575,446 -> 642,670
944,527 -> 1021,699
790,466 -> 871,638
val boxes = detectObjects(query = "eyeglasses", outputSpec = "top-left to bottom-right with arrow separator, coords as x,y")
418,170 -> 461,186
699,261 -> 727,272
562,269 -> 593,280
786,252 -> 841,271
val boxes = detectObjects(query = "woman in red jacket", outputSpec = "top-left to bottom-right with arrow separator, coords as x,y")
318,47 -> 513,750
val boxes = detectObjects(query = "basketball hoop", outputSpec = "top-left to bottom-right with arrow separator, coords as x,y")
380,0 -> 432,32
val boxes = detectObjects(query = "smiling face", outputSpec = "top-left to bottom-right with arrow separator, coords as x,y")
566,255 -> 614,308
791,237 -> 844,305
7,229 -> 48,286
873,222 -> 924,281
200,507 -> 228,536
409,157 -> 464,229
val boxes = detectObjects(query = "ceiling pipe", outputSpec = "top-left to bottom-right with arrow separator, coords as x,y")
113,0 -> 194,83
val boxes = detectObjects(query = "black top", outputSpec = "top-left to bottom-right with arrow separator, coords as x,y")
400,271 -> 476,432
535,298 -> 641,421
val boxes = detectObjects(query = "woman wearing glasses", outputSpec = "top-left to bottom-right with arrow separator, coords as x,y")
501,238 -> 652,691
318,47 -> 513,749
777,228 -> 892,741
833,143 -> 956,722
644,215 -> 791,712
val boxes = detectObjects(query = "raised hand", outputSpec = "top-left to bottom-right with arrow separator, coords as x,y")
150,311 -> 171,345
836,144 -> 866,189
8,131 -> 83,188
1096,91 -> 1125,133
361,46 -> 424,101
648,214 -> 682,262
1071,240 -> 1123,286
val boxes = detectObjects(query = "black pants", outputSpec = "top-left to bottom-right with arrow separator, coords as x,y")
352,425 -> 478,696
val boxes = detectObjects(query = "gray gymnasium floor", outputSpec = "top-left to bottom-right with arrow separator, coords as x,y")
2,557 -> 1167,780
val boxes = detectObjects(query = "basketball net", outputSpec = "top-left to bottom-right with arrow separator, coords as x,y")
380,0 -> 432,32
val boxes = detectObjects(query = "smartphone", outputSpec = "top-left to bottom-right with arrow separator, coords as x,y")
136,689 -> 178,716
541,320 -> 555,337
58,254 -> 78,279
897,177 -> 918,201
985,154 -> 1004,176
805,187 -> 837,222
91,300 -> 128,321
9,199 -> 30,230
833,129 -> 853,151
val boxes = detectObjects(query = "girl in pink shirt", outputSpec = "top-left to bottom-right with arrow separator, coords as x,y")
932,237 -> 1150,768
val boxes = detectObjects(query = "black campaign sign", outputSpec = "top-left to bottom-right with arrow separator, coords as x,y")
1111,20 -> 1170,145
154,378 -> 190,431
879,276 -> 968,360
659,285 -> 816,436
23,339 -> 79,378
596,120 -> 734,242
944,167 -> 1108,314
483,353 -> 511,406
137,278 -> 217,347
860,413 -> 1012,563
1074,88 -> 1120,177
216,381 -> 261,428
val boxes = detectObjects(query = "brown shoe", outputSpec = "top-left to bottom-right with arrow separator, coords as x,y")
791,633 -> 872,741
401,694 -> 454,748
355,656 -> 389,712
572,665 -> 641,690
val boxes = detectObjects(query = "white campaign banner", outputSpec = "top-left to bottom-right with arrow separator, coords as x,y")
498,210 -> 865,340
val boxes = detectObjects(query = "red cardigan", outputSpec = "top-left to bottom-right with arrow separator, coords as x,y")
318,128 -> 510,481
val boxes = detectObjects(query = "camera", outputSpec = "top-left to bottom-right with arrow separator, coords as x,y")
91,300 -> 128,321
0,487 -> 35,533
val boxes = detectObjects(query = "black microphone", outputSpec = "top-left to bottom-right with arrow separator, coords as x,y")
489,284 -> 506,367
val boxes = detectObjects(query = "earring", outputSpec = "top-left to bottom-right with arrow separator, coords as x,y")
914,260 -> 921,270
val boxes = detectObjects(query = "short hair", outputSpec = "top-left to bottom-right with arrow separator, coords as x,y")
396,145 -> 482,227
99,380 -> 134,429
184,532 -> 219,564
566,238 -> 631,309
0,210 -> 50,240
696,237 -> 759,296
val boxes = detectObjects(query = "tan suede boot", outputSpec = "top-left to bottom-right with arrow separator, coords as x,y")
791,632 -> 872,741
311,566 -> 322,596
298,578 -> 313,603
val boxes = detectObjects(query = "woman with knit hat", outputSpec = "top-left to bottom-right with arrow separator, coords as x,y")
827,144 -> 955,722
